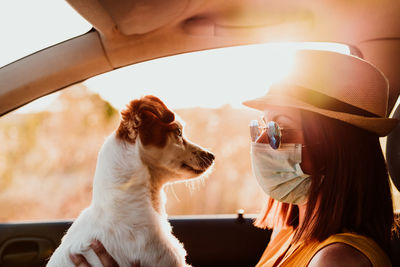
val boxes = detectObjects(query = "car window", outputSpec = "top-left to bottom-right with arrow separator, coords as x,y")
3,43 -> 397,222
0,0 -> 91,67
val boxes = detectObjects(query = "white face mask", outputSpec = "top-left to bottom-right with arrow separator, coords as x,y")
250,142 -> 311,205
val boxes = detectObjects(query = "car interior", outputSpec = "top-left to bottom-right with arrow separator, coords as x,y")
0,0 -> 399,266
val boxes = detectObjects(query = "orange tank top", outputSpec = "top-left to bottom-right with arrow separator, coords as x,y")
255,227 -> 392,267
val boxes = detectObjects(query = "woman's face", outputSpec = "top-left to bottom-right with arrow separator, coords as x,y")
256,107 -> 313,174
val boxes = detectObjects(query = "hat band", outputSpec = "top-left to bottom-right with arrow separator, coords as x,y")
269,84 -> 380,118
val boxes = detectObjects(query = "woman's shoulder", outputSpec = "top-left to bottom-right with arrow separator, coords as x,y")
306,232 -> 391,267
308,242 -> 372,267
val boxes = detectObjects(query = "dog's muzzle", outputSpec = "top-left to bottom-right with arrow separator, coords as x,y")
196,151 -> 215,169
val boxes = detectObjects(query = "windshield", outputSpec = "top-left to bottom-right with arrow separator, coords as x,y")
7,42 -> 389,223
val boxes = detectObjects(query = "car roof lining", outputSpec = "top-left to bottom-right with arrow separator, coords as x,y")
1,0 -> 400,116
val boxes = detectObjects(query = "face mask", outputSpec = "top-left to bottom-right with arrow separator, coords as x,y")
250,142 -> 311,205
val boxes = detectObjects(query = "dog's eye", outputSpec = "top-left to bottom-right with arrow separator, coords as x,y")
175,128 -> 182,137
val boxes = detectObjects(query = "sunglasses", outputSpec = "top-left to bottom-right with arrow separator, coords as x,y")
249,119 -> 282,149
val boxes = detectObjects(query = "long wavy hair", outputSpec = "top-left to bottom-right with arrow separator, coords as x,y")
254,109 -> 397,255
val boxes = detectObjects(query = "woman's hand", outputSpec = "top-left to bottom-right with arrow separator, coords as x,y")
69,240 -> 140,267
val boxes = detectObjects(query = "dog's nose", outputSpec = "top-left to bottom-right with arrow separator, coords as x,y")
206,151 -> 215,161
200,151 -> 215,162
194,150 -> 215,168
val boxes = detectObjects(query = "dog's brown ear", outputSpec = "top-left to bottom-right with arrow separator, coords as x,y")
136,95 -> 175,124
116,95 -> 175,145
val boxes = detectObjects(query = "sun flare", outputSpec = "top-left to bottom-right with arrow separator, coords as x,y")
84,42 -> 350,111
16,42 -> 350,114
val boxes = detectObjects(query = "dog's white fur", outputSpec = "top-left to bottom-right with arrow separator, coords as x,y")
47,96 -> 214,267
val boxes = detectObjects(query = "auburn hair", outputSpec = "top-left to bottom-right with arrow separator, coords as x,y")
254,109 -> 397,256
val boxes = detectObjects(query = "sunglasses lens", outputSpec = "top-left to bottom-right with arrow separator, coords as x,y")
249,120 -> 261,142
267,121 -> 281,149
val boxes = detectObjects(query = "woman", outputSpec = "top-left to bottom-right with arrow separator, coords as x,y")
242,49 -> 398,266
71,50 -> 398,266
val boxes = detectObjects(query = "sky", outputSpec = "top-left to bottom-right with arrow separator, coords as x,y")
0,0 -> 91,68
1,1 -> 350,112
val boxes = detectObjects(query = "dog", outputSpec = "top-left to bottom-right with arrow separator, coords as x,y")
47,95 -> 215,267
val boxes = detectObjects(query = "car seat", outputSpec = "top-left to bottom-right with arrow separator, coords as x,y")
386,100 -> 400,265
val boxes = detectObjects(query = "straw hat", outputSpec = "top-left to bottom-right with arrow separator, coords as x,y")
242,49 -> 399,136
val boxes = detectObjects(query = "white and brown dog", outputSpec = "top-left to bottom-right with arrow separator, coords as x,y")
47,95 -> 215,267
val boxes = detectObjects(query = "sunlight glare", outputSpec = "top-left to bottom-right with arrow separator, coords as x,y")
15,42 -> 350,113
85,42 -> 350,111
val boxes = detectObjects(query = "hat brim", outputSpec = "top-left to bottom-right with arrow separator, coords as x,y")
242,93 -> 398,137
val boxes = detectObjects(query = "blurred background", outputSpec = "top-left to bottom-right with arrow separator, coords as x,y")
0,84 -> 267,221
